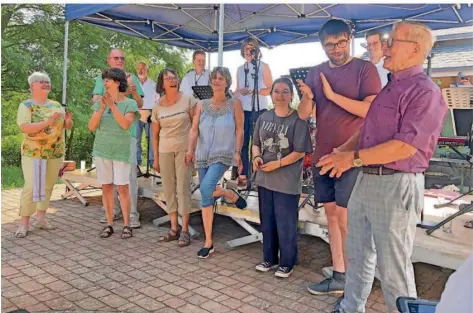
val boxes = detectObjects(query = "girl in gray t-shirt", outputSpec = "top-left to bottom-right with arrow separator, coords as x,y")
252,78 -> 313,278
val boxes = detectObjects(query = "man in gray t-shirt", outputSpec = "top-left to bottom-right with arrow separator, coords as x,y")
253,111 -> 313,194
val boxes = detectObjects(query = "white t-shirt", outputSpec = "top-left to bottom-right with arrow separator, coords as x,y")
139,78 -> 157,110
236,61 -> 269,112
374,58 -> 389,88
180,69 -> 211,97
435,253 -> 472,313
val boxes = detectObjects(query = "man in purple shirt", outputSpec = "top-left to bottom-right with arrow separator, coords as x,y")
298,19 -> 381,297
317,21 -> 447,313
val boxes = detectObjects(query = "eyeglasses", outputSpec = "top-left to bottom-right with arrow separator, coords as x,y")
273,90 -> 291,96
109,56 -> 125,61
164,77 -> 177,81
324,39 -> 348,51
386,37 -> 418,48
243,45 -> 255,52
36,80 -> 51,84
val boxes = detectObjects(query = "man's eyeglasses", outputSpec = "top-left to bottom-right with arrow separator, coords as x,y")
386,37 -> 418,48
324,39 -> 348,51
109,56 -> 125,61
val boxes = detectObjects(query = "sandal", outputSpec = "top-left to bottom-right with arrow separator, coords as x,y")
15,225 -> 28,238
100,225 -> 114,238
228,189 -> 247,210
159,229 -> 180,242
178,231 -> 191,247
121,226 -> 133,239
35,219 -> 56,230
465,220 -> 473,229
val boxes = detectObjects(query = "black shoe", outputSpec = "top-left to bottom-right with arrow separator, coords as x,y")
275,266 -> 293,278
307,275 -> 345,295
197,245 -> 214,259
255,261 -> 278,272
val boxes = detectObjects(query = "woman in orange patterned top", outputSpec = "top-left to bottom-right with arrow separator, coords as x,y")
15,72 -> 73,238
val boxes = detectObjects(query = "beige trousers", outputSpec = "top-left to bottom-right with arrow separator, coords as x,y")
20,156 -> 63,217
159,150 -> 192,215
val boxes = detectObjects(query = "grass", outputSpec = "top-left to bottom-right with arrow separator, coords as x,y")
2,166 -> 25,190
1,166 -> 62,190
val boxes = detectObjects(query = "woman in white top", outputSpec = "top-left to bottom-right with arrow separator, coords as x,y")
235,37 -> 273,186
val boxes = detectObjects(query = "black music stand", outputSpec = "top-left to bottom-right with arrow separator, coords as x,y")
192,85 -> 213,100
192,85 -> 232,100
137,114 -> 160,181
289,67 -> 312,100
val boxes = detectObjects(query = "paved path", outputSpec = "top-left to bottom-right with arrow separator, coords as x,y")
2,185 -> 452,313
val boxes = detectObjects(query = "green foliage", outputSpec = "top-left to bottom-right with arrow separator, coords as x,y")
1,4 -> 192,176
1,167 -> 25,190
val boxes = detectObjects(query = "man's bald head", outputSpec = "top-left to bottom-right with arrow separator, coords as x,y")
107,49 -> 125,69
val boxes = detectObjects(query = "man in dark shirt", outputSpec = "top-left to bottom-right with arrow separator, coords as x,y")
297,19 -> 381,297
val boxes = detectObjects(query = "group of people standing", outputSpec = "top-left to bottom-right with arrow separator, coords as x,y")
15,17 -> 448,313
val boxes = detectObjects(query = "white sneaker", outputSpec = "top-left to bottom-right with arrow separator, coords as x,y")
130,212 -> 141,228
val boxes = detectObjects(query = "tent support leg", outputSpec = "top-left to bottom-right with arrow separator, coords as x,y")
218,4 -> 224,66
62,21 -> 70,106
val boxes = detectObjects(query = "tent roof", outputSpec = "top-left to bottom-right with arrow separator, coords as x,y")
65,3 -> 473,52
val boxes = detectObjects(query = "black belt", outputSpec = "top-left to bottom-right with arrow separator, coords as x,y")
362,166 -> 403,175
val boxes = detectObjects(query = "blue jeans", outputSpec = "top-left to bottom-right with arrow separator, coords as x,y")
198,163 -> 228,207
258,186 -> 300,268
242,110 -> 267,177
135,120 -> 153,166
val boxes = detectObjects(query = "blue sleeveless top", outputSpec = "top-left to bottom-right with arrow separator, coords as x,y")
195,98 -> 236,168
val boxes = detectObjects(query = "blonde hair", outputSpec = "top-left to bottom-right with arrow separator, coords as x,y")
393,21 -> 435,58
28,72 -> 50,85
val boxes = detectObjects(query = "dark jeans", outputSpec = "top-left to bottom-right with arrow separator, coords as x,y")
258,186 -> 300,268
241,110 -> 267,177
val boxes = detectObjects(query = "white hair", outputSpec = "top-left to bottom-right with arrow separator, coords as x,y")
28,72 -> 51,85
393,21 -> 436,58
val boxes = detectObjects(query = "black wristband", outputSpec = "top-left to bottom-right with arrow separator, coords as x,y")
253,156 -> 263,161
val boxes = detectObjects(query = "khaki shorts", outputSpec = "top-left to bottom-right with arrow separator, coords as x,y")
94,157 -> 131,185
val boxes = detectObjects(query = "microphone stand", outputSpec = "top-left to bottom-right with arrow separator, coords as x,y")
245,52 -> 261,192
137,114 -> 160,181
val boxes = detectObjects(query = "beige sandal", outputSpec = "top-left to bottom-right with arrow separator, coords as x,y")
35,219 -> 56,230
15,225 -> 28,238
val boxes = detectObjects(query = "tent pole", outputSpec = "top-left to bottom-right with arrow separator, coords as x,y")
218,3 -> 224,66
208,52 -> 211,72
62,21 -> 70,106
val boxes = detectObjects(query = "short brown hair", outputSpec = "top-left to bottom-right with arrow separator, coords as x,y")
365,30 -> 385,42
192,50 -> 206,60
210,67 -> 232,93
240,37 -> 261,59
156,68 -> 179,95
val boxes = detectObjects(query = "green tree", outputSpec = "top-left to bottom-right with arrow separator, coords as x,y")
1,4 -> 192,167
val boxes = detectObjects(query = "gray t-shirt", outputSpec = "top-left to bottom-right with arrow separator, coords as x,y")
253,110 -> 313,195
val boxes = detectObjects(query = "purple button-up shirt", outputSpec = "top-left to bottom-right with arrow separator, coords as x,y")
359,65 -> 447,172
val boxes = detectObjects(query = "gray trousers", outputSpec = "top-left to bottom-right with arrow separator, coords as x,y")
108,137 -> 138,215
341,172 -> 423,313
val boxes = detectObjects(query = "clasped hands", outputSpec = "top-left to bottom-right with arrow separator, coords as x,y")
252,156 -> 281,173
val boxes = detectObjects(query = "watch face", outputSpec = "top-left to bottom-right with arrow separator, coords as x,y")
353,159 -> 363,167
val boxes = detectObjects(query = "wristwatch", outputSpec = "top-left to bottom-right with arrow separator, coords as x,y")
353,150 -> 363,167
